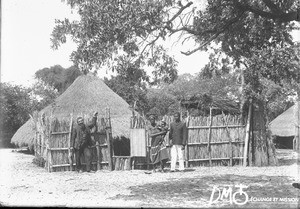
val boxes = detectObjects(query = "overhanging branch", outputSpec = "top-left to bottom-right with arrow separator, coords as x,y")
236,1 -> 299,22
181,11 -> 245,56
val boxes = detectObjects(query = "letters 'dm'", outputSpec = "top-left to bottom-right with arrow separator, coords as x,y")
209,185 -> 249,206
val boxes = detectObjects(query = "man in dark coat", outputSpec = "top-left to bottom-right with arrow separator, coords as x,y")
71,112 -> 98,172
169,112 -> 187,172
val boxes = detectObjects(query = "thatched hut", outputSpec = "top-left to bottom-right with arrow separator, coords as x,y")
39,74 -> 132,137
11,74 -> 134,171
11,74 -> 132,146
269,102 -> 300,150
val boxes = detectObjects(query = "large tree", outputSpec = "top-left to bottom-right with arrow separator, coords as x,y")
51,0 -> 299,59
51,0 -> 299,96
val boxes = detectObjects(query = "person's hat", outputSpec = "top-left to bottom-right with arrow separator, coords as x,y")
149,115 -> 156,120
174,112 -> 181,117
77,117 -> 84,124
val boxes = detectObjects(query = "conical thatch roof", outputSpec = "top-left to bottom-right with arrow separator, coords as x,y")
11,74 -> 133,147
269,102 -> 299,137
11,119 -> 35,148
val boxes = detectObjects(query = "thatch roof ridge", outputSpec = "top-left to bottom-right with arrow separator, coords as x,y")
269,102 -> 299,137
180,93 -> 240,113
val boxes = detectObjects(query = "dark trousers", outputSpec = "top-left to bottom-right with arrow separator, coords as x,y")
74,146 -> 92,172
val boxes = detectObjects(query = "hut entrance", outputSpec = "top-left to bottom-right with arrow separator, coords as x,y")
112,137 -> 130,156
34,110 -> 114,172
274,136 -> 294,149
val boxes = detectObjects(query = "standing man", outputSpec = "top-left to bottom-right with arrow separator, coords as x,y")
169,112 -> 187,172
71,112 -> 98,172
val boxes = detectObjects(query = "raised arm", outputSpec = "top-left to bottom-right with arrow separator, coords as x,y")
87,112 -> 98,129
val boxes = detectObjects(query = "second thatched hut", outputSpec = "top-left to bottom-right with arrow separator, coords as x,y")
269,102 -> 300,150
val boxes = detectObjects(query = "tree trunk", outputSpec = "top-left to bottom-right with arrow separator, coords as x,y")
294,101 -> 300,151
248,99 -> 277,166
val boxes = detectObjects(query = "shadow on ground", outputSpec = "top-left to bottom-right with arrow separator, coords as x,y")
12,148 -> 34,155
276,149 -> 299,166
110,174 -> 300,208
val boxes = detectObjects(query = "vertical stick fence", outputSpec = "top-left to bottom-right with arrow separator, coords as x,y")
34,110 -> 113,172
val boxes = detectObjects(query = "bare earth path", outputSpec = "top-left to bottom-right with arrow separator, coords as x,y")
0,148 -> 299,208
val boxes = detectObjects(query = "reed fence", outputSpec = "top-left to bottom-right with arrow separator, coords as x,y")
187,110 -> 246,167
35,109 -> 113,172
130,111 -> 247,168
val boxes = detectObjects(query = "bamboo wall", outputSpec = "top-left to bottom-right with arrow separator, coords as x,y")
35,112 -> 112,172
133,113 -> 246,167
187,113 -> 246,167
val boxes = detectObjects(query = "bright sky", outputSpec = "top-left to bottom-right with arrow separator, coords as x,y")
1,0 -> 299,87
2,0 -> 77,86
1,0 -> 209,87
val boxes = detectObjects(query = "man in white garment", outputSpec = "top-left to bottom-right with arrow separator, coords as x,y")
169,112 -> 187,172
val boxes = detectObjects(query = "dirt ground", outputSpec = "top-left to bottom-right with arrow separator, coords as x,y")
0,148 -> 299,208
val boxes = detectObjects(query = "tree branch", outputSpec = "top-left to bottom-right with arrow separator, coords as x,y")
166,2 -> 193,24
167,26 -> 202,36
181,11 -> 245,55
262,0 -> 283,14
140,34 -> 161,55
236,1 -> 299,22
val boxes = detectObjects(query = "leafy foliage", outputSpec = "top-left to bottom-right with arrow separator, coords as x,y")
51,0 -> 178,78
0,65 -> 81,147
103,58 -> 150,114
244,44 -> 300,100
103,51 -> 178,114
51,0 -> 299,119
164,73 -> 240,101
35,65 -> 82,93
259,78 -> 296,121
104,74 -> 149,114
29,81 -> 60,112
0,83 -> 33,147
146,88 -> 180,116
190,0 -> 300,122
52,0 -> 299,62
